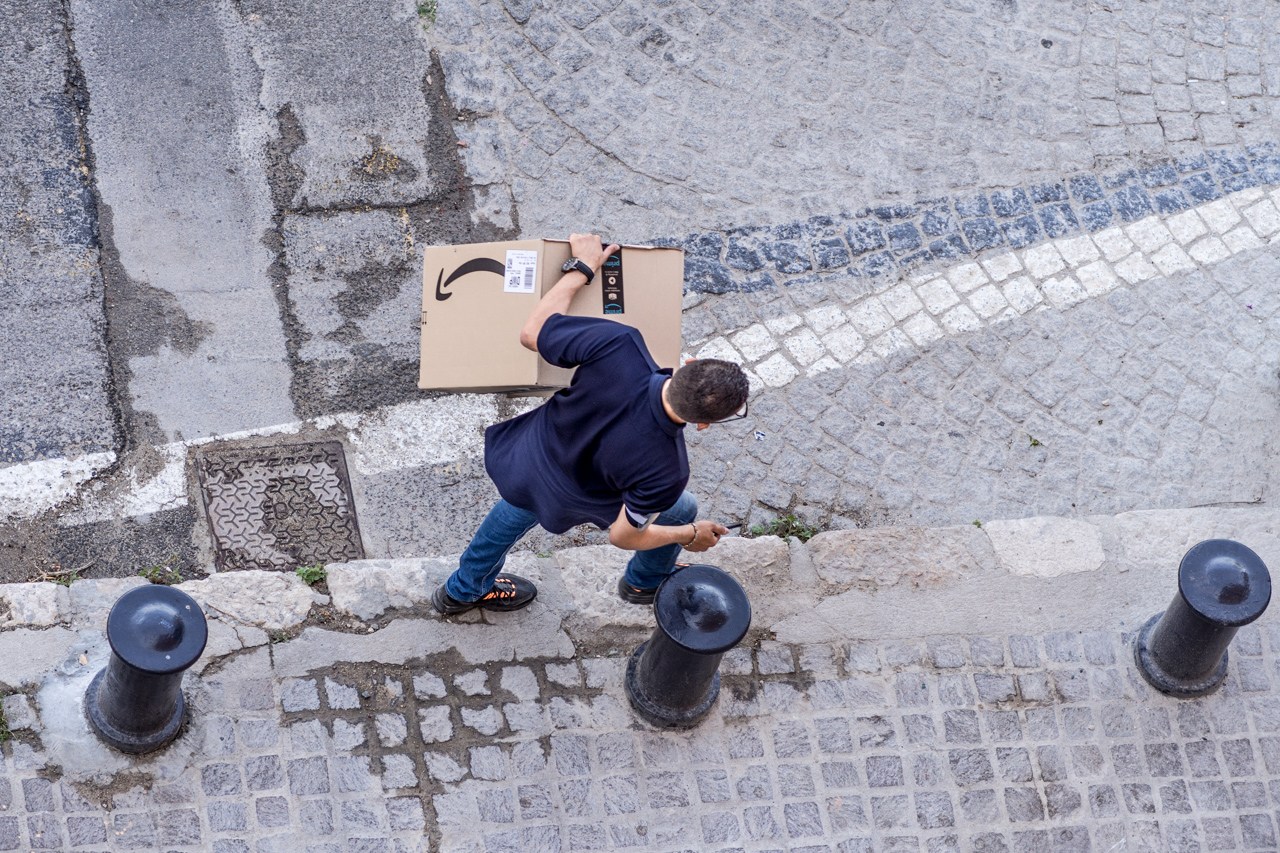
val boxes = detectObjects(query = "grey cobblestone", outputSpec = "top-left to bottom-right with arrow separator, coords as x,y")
432,0 -> 1280,243
681,242 -> 1280,532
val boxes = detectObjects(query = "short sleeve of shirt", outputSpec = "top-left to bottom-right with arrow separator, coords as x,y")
538,314 -> 632,368
621,476 -> 683,529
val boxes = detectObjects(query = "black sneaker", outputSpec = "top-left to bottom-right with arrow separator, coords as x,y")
616,577 -> 658,605
431,574 -> 538,615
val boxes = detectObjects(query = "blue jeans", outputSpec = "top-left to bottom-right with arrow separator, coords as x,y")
445,492 -> 699,602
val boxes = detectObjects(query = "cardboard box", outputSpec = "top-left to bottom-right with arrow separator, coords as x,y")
419,239 -> 684,392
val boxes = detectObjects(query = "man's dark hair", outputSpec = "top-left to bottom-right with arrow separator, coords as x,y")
667,359 -> 749,423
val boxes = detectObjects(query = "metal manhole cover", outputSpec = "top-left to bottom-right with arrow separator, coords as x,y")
196,441 -> 365,572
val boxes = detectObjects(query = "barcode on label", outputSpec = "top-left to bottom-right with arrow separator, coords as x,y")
503,249 -> 538,294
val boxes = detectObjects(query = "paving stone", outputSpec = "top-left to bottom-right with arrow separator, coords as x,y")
332,718 -> 366,751
208,801 -> 247,833
282,678 -> 321,712
286,757 -> 330,795
246,755 -> 286,791
454,670 -> 490,696
375,713 -> 408,747
240,718 -> 280,749
325,678 -> 362,709
381,754 -> 418,789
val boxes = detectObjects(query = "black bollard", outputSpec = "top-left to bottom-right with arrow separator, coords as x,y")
1135,539 -> 1271,698
85,585 -> 208,754
625,564 -> 751,728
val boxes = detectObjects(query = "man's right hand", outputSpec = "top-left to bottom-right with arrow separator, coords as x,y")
684,520 -> 729,552
569,233 -> 619,274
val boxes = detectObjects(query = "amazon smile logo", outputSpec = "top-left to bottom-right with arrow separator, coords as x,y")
434,257 -> 506,301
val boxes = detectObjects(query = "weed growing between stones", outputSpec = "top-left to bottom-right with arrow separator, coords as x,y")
746,514 -> 819,543
138,553 -> 184,585
32,563 -> 87,586
296,563 -> 327,585
416,0 -> 437,28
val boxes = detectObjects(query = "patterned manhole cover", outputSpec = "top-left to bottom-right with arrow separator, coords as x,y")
195,441 -> 365,572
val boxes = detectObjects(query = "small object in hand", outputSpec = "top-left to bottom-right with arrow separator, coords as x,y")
724,522 -> 743,530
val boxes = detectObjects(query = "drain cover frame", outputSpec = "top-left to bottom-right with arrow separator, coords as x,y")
195,440 -> 365,572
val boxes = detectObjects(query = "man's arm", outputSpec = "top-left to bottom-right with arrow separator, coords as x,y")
608,504 -> 729,552
520,233 -> 620,352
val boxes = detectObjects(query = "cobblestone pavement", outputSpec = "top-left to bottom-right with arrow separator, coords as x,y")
9,620 -> 1280,852
5,0 -> 1280,572
432,0 -> 1280,237
681,218 -> 1280,533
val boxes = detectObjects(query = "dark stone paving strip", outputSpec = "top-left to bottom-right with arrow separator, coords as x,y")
670,142 -> 1280,295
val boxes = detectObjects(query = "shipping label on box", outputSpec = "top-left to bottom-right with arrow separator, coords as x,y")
420,239 -> 684,393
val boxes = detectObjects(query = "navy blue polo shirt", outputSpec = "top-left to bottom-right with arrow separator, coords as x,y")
483,314 -> 689,534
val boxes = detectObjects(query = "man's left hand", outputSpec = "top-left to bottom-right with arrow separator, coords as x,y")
684,520 -> 729,552
569,233 -> 619,274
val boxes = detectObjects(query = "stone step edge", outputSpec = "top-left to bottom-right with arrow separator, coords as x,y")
323,504 -> 1280,645
0,503 -> 1274,659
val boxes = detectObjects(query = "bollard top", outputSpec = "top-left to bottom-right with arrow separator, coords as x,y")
654,564 -> 751,654
106,585 -> 209,675
1179,539 -> 1271,627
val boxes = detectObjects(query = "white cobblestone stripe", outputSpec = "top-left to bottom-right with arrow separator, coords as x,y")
682,186 -> 1280,393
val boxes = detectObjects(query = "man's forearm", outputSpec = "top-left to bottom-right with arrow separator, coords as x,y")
519,271 -> 588,352
610,521 -> 693,552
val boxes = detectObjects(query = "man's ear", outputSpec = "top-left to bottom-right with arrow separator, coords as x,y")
696,423 -> 710,431
684,358 -> 695,365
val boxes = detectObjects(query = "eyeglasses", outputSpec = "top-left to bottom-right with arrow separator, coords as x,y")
714,400 -> 750,423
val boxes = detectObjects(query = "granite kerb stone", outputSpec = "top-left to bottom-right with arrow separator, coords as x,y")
0,571 -> 323,645
252,505 -> 1280,650
0,505 -> 1273,685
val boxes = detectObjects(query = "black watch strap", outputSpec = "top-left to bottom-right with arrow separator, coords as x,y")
566,259 -> 594,284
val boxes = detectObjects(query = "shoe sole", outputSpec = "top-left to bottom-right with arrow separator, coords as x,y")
616,577 -> 656,605
432,587 -> 537,615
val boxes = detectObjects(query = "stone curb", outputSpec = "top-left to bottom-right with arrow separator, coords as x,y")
324,505 -> 1280,646
0,571 -> 329,689
0,507 -> 1274,678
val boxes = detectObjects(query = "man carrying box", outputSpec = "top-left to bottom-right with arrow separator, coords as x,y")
431,233 -> 751,615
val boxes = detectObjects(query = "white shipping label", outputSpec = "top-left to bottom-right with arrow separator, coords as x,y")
504,250 -> 539,294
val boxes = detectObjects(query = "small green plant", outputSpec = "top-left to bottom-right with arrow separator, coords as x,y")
296,564 -> 327,585
139,554 -> 184,586
746,515 -> 820,544
536,551 -> 553,559
1028,436 -> 1043,448
38,564 -> 86,587
973,520 -> 983,528
416,0 -> 438,27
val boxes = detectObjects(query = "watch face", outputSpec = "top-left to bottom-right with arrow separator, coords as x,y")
562,258 -> 578,272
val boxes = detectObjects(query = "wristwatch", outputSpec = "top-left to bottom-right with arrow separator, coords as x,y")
561,257 -> 594,284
